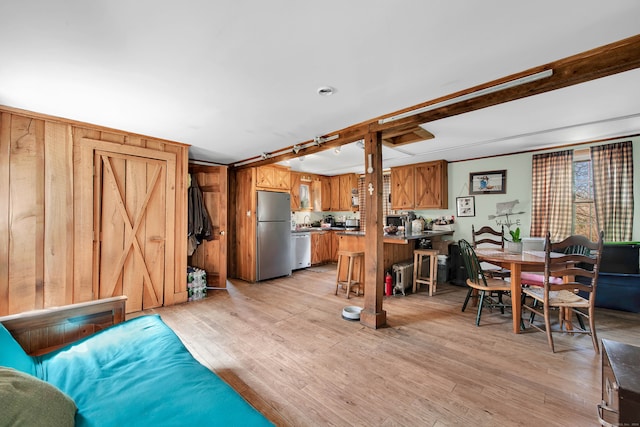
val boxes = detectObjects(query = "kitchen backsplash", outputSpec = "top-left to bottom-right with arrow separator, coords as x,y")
292,211 -> 360,226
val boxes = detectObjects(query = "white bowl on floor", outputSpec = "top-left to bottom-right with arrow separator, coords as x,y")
342,306 -> 362,321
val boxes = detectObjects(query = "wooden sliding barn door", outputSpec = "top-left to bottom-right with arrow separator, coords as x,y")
88,142 -> 176,313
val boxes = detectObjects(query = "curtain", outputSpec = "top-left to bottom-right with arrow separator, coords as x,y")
591,141 -> 634,241
530,150 -> 573,240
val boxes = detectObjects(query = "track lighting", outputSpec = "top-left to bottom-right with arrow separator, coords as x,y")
261,152 -> 270,160
355,140 -> 365,149
292,145 -> 301,154
334,146 -> 341,155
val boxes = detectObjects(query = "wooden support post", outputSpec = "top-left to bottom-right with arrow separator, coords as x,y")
360,131 -> 386,329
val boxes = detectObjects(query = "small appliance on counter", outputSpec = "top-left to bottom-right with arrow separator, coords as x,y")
386,215 -> 403,227
345,218 -> 359,230
322,214 -> 335,227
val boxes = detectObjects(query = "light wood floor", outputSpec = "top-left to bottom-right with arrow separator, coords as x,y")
138,265 -> 640,426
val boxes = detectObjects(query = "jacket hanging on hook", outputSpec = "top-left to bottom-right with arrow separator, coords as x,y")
188,174 -> 213,256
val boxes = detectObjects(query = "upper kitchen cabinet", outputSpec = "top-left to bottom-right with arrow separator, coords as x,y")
256,165 -> 290,191
330,175 -> 341,210
391,160 -> 448,210
290,172 -> 301,210
340,173 -> 359,211
329,173 -> 358,211
415,160 -> 448,209
391,165 -> 414,210
290,172 -> 312,211
321,176 -> 331,211
312,176 -> 331,212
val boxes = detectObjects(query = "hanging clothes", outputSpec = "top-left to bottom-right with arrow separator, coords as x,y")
188,174 -> 213,256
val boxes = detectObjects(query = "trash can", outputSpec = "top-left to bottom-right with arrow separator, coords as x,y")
437,255 -> 449,284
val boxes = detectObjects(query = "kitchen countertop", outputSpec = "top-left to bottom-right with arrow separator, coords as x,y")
336,230 -> 454,244
292,227 -> 347,233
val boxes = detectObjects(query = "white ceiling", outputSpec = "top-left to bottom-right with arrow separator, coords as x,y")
1,1 -> 639,176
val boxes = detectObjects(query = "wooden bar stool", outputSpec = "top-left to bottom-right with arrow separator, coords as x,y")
413,249 -> 439,296
335,250 -> 364,299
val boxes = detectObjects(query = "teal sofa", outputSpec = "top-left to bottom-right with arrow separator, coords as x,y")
1,311 -> 273,426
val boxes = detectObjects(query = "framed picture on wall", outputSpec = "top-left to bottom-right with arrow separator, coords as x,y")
456,196 -> 475,217
469,170 -> 507,194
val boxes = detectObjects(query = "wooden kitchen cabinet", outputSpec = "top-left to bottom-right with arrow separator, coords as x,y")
312,179 -> 322,212
330,175 -> 341,210
290,172 -> 301,210
328,173 -> 358,212
256,165 -> 290,191
311,175 -> 332,212
311,231 -> 331,265
339,173 -> 358,211
330,231 -> 340,262
391,160 -> 448,210
321,176 -> 331,211
391,165 -> 415,210
415,160 -> 448,209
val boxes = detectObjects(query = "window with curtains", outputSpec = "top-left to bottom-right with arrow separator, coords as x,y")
531,140 -> 633,241
573,150 -> 598,240
358,173 -> 392,233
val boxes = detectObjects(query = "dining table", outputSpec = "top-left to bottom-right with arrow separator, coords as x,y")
474,248 -> 556,334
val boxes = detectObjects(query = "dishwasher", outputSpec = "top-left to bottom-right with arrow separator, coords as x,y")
291,232 -> 311,270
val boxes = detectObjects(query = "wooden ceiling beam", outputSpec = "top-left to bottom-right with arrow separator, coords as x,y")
370,34 -> 640,133
234,34 -> 640,170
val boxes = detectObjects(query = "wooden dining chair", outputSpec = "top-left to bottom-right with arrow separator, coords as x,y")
521,231 -> 604,353
471,225 -> 505,248
471,225 -> 510,278
458,239 -> 513,326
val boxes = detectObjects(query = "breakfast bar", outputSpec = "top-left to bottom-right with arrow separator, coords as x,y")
335,230 -> 454,286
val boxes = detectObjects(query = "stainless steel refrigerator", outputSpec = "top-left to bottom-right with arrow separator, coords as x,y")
256,191 -> 292,281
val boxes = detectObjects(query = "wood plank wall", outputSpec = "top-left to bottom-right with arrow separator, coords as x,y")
0,106 -> 189,316
232,168 -> 257,282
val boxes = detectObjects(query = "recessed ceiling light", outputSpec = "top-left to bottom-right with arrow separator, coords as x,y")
317,86 -> 335,96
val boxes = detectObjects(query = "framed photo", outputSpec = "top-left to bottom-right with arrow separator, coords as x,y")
456,196 -> 475,217
469,170 -> 507,195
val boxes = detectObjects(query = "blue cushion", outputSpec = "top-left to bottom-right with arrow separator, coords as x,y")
0,323 -> 36,375
38,315 -> 273,426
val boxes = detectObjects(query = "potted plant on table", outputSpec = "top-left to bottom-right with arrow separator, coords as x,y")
505,227 -> 523,253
